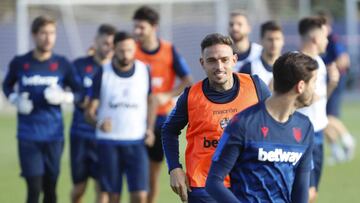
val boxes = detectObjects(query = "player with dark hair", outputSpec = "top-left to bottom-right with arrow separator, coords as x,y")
298,16 -> 339,203
162,33 -> 270,203
241,20 -> 284,88
86,31 -> 156,203
229,10 -> 263,72
132,5 -> 193,203
317,11 -> 356,164
206,52 -> 318,203
2,15 -> 83,203
70,24 -> 116,203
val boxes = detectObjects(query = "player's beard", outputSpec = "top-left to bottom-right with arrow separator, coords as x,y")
230,32 -> 245,43
114,57 -> 133,67
295,92 -> 314,108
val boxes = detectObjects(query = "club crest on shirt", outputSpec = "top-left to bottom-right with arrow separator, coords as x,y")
293,128 -> 302,142
23,63 -> 30,70
49,62 -> 58,71
261,126 -> 269,138
219,117 -> 230,129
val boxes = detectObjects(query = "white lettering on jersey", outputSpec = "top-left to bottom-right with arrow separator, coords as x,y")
258,148 -> 303,166
22,75 -> 59,86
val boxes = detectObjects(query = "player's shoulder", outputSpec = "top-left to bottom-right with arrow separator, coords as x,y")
73,55 -> 92,65
292,111 -> 313,130
52,52 -> 72,65
160,39 -> 173,47
11,51 -> 32,62
234,102 -> 263,121
251,42 -> 263,50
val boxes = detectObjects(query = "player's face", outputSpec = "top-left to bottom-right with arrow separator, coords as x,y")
315,25 -> 329,54
113,38 -> 136,66
95,34 -> 114,60
200,44 -> 237,87
133,20 -> 156,43
262,30 -> 284,58
297,69 -> 318,108
228,15 -> 250,42
32,23 -> 56,53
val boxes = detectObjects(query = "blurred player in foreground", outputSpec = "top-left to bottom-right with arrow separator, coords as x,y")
206,52 -> 317,203
2,15 -> 83,203
86,32 -> 156,203
162,33 -> 270,202
70,24 -> 116,203
132,6 -> 192,203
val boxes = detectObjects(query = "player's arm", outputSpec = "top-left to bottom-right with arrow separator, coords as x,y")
332,36 -> 350,72
252,74 -> 272,101
326,62 -> 340,98
2,57 -> 18,97
161,88 -> 190,201
155,46 -> 193,105
145,68 -> 156,146
291,124 -> 314,203
205,119 -> 243,203
63,59 -> 84,104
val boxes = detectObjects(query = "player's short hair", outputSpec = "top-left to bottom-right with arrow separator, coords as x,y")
260,21 -> 282,38
298,16 -> 326,37
133,6 -> 159,25
230,10 -> 248,20
200,33 -> 235,53
273,52 -> 318,94
31,15 -> 56,34
97,24 -> 116,36
113,31 -> 135,45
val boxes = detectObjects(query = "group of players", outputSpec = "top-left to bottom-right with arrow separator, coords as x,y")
2,4 -> 356,203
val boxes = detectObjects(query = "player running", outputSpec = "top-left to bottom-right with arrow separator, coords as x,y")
132,6 -> 193,203
240,20 -> 284,88
70,24 -> 116,203
206,51 -> 318,203
85,31 -> 156,203
162,33 -> 270,203
229,10 -> 263,72
297,16 -> 339,203
2,15 -> 83,203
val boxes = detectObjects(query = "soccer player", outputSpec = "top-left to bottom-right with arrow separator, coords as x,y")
318,11 -> 356,163
241,20 -> 284,88
2,15 -> 83,203
70,24 -> 116,203
162,33 -> 271,202
228,10 -> 263,72
297,16 -> 338,203
206,51 -> 317,203
132,6 -> 193,203
85,31 -> 156,203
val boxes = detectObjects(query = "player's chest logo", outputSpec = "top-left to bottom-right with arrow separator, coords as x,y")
23,63 -> 30,71
85,65 -> 93,73
292,128 -> 302,142
49,62 -> 59,71
261,126 -> 269,138
219,117 -> 230,129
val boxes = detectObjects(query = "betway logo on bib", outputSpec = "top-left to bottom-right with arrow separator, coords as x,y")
22,75 -> 59,86
258,148 -> 303,166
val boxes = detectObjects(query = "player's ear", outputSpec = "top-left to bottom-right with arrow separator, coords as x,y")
232,53 -> 238,63
199,57 -> 204,67
296,80 -> 306,94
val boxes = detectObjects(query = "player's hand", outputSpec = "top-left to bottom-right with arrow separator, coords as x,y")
145,129 -> 155,147
98,118 -> 112,133
44,84 -> 74,105
327,62 -> 340,86
169,168 -> 191,202
154,92 -> 172,106
9,92 -> 34,115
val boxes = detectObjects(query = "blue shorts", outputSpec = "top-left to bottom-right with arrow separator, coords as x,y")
188,188 -> 217,203
18,139 -> 64,181
98,142 -> 149,193
327,74 -> 347,117
70,135 -> 98,184
310,136 -> 324,190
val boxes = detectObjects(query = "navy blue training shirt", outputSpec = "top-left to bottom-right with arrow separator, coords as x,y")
2,51 -> 83,141
206,102 -> 314,203
162,74 -> 271,172
70,56 -> 102,139
322,33 -> 346,66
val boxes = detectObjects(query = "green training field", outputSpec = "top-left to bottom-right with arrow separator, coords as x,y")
0,101 -> 359,203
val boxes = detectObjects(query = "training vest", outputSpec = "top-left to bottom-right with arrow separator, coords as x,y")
250,58 -> 273,86
96,60 -> 149,141
135,40 -> 175,115
186,73 -> 259,187
234,42 -> 263,72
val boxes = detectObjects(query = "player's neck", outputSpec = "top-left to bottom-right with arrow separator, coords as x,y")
261,52 -> 278,66
209,75 -> 234,92
93,53 -> 111,65
33,48 -> 52,61
300,43 -> 319,58
235,38 -> 250,53
113,59 -> 133,72
265,94 -> 296,123
141,35 -> 159,52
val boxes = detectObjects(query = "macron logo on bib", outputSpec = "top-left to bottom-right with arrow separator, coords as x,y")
258,148 -> 303,165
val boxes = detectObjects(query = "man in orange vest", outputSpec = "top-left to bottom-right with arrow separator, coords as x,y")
162,33 -> 271,203
132,6 -> 193,203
